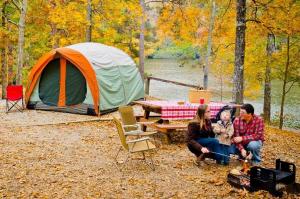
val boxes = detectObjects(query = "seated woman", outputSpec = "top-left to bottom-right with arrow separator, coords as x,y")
186,105 -> 225,165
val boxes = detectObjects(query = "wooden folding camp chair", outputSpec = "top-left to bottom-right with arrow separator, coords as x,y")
6,85 -> 24,113
113,117 -> 156,170
118,105 -> 158,138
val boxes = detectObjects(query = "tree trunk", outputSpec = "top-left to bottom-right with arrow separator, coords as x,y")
204,0 -> 216,89
1,1 -> 8,98
279,36 -> 290,130
233,0 -> 246,104
220,64 -> 223,101
50,1 -> 59,49
16,0 -> 27,85
51,24 -> 59,49
86,0 -> 92,42
139,0 -> 145,81
8,44 -> 14,85
263,33 -> 275,124
0,47 -> 7,99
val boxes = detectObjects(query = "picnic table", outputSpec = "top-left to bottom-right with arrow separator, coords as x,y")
134,100 -> 240,121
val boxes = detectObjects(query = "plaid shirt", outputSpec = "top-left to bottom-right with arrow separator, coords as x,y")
233,115 -> 265,151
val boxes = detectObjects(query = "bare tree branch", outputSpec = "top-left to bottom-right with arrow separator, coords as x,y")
7,19 -> 18,26
285,80 -> 297,94
11,0 -> 21,11
245,18 -> 275,35
221,0 -> 232,19
212,42 -> 235,55
145,0 -> 186,5
145,0 -> 164,3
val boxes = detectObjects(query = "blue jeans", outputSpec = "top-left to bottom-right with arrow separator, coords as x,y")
196,138 -> 223,162
247,141 -> 262,163
228,144 -> 238,155
220,144 -> 230,164
229,141 -> 262,163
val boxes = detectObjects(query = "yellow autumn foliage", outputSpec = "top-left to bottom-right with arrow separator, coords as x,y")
1,0 -> 299,95
156,0 -> 300,99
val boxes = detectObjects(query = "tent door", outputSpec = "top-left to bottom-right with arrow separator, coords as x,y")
65,60 -> 87,106
39,58 -> 87,106
39,59 -> 60,106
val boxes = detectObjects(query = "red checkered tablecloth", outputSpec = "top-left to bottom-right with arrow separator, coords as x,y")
141,101 -> 230,120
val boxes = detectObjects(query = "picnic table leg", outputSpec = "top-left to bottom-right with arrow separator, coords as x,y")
163,120 -> 169,124
142,109 -> 150,131
162,133 -> 171,144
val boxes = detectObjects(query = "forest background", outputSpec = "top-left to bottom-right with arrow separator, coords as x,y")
0,0 -> 299,129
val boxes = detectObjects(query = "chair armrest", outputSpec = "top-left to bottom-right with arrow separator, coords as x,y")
137,121 -> 154,125
123,124 -> 140,128
124,130 -> 144,136
126,137 -> 150,143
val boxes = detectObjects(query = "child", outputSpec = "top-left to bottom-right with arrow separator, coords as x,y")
213,110 -> 234,165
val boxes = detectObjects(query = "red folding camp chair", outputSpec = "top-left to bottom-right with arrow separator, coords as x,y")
6,85 -> 24,113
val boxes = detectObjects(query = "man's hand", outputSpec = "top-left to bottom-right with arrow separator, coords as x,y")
201,147 -> 210,153
233,136 -> 243,143
246,152 -> 253,160
241,149 -> 247,158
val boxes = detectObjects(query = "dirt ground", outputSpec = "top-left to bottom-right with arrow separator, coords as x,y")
1,101 -> 300,198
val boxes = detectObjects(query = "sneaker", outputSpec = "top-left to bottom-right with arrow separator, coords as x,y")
223,161 -> 229,166
194,159 -> 208,167
230,154 -> 240,160
216,160 -> 226,165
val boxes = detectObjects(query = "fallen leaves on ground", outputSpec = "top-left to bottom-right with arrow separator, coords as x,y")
0,108 -> 299,198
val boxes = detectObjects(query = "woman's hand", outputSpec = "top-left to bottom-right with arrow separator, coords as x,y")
201,147 -> 210,153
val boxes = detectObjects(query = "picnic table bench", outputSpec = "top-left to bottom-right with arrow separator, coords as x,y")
150,123 -> 188,144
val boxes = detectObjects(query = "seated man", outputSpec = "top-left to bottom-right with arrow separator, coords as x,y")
232,104 -> 264,165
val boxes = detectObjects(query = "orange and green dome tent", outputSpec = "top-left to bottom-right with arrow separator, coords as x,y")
25,42 -> 144,115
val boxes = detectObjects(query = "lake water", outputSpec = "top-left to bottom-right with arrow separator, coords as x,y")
144,59 -> 300,128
